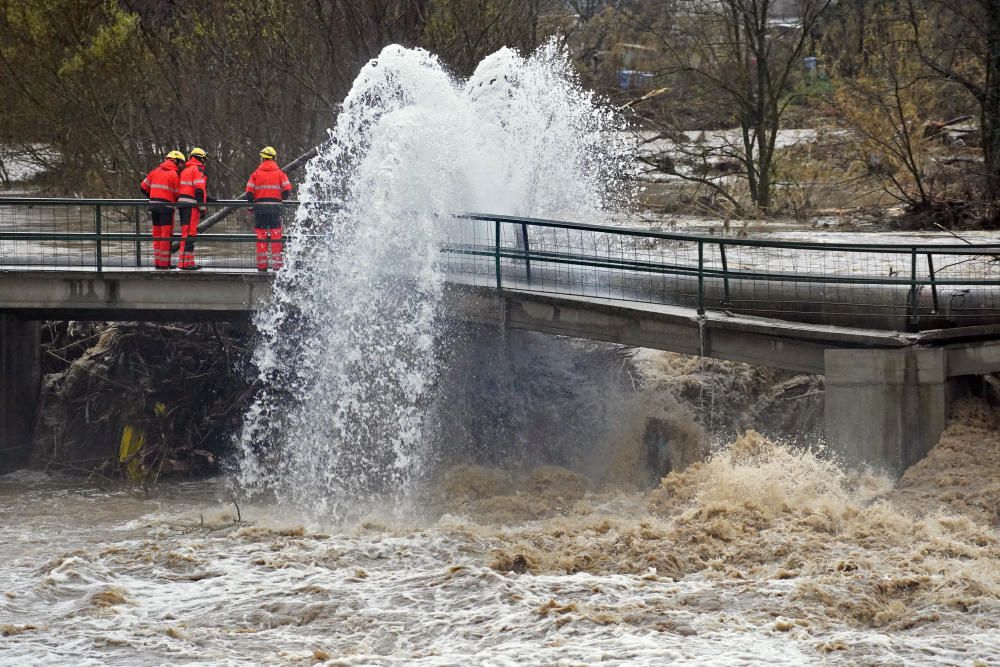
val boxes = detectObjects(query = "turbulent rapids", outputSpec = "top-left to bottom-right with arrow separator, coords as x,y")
1,401 -> 997,664
1,42 -> 999,666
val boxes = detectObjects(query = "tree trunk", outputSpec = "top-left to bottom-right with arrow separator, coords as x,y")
753,3 -> 772,214
983,0 -> 1000,203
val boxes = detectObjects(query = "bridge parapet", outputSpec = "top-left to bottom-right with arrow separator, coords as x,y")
0,197 -> 290,274
449,212 -> 1000,332
3,197 -> 1000,331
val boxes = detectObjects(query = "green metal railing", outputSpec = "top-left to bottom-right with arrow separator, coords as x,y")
0,198 -> 292,273
2,198 -> 1000,330
446,213 -> 1000,329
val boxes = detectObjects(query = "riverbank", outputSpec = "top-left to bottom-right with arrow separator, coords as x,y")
24,318 -> 826,487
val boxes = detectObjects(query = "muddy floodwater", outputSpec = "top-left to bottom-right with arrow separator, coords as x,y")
2,402 -> 998,666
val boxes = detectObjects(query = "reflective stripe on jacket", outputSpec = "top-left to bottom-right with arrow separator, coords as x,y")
178,158 -> 207,202
246,160 -> 292,202
140,160 -> 180,203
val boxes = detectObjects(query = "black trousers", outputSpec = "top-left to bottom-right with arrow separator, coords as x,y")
150,204 -> 173,227
252,206 -> 282,230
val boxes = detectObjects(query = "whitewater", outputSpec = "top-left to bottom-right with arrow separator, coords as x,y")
234,40 -> 629,518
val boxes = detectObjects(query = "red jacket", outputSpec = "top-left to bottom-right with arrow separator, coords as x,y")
141,160 -> 180,202
177,158 -> 207,202
246,160 -> 292,202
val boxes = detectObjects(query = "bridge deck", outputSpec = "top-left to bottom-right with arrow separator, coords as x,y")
4,198 -> 1000,331
2,198 -> 1000,370
2,267 -> 1000,377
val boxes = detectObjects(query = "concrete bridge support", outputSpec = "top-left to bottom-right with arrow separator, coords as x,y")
824,348 -> 950,476
0,315 -> 40,471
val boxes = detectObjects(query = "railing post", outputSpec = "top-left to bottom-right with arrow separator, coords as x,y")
494,219 -> 502,290
520,222 -> 532,283
697,240 -> 705,315
719,242 -> 730,305
926,252 -> 939,313
95,204 -> 103,273
133,206 -> 142,267
907,247 -> 918,329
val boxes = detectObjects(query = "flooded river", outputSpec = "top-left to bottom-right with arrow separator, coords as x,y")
2,400 -> 997,665
3,40 -> 999,666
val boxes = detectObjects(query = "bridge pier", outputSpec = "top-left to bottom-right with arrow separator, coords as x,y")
824,348 -> 950,476
0,315 -> 40,471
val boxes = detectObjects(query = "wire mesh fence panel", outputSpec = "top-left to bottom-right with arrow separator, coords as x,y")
439,216 -> 498,289
0,200 -> 286,272
0,203 -> 94,268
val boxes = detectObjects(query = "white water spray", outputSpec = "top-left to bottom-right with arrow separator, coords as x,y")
234,40 -> 631,518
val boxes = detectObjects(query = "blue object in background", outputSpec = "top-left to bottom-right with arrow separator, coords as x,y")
618,69 -> 654,91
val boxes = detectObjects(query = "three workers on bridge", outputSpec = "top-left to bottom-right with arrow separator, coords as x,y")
140,146 -> 292,271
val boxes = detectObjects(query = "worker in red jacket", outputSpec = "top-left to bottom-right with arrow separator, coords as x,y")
245,146 -> 292,271
177,147 -> 209,270
140,150 -> 185,269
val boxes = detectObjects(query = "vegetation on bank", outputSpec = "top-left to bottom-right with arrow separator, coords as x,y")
560,0 -> 1000,224
34,322 -> 253,484
0,0 -> 547,195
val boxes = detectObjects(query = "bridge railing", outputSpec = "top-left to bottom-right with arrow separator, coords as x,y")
0,198 -> 293,271
447,213 -> 1000,330
2,198 -> 1000,329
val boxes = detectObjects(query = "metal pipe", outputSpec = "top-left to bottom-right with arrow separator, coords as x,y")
520,222 -> 532,282
194,145 -> 321,233
719,242 -> 730,305
927,252 -> 939,313
133,206 -> 141,267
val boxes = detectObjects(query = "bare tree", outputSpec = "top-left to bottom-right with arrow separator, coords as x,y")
830,17 -> 935,206
0,0 -> 549,195
904,0 -> 1000,204
566,0 -> 609,22
611,0 -> 831,215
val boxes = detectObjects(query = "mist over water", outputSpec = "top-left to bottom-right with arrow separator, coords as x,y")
234,41 -> 631,517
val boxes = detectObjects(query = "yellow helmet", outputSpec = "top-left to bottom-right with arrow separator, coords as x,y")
259,146 -> 277,160
166,150 -> 185,160
189,147 -> 207,159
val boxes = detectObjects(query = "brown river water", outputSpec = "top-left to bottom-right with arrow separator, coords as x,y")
2,395 -> 998,665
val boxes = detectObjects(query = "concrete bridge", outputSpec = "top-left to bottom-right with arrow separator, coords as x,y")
3,199 -> 1000,475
